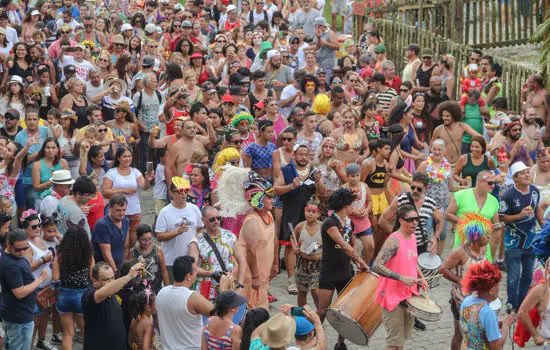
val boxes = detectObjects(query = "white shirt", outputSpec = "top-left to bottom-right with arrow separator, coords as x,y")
4,26 -> 18,44
153,164 -> 167,200
86,80 -> 104,101
104,168 -> 143,216
279,84 -> 299,118
60,55 -> 94,82
156,285 -> 203,350
156,203 -> 203,266
56,18 -> 80,32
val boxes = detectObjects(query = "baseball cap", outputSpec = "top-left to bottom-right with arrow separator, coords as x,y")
227,4 -> 237,12
121,23 -> 133,32
374,44 -> 386,54
201,82 -> 217,93
221,94 -> 235,104
229,86 -> 247,96
5,108 -> 20,119
422,48 -> 434,57
74,43 -> 86,50
64,65 -> 76,74
182,20 -> 193,28
145,23 -> 157,34
267,50 -> 280,60
142,55 -> 155,67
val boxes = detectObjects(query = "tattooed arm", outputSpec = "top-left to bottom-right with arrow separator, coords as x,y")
373,235 -> 419,287
373,236 -> 400,280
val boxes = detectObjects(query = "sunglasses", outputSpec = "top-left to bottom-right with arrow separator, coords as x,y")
32,223 -> 42,229
208,216 -> 223,222
173,24 -> 181,27
99,58 -> 110,62
480,177 -> 495,186
115,43 -> 125,47
14,246 -> 29,252
400,88 -> 409,92
98,128 -> 107,133
217,40 -> 227,43
231,140 -> 243,145
281,137 -> 294,142
139,237 -> 153,242
402,216 -> 420,223
349,79 -> 358,83
61,31 -> 71,34
332,80 -> 342,84
173,187 -> 190,194
410,185 -> 424,192
5,115 -> 17,121
471,57 -> 481,61
229,159 -> 240,165
214,51 -> 222,54
291,41 -> 299,44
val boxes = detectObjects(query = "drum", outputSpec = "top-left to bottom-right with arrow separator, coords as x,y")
489,297 -> 502,315
418,253 -> 442,289
326,272 -> 382,346
406,295 -> 442,322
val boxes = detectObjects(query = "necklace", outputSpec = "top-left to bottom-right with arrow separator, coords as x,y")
426,155 -> 451,183
296,165 -> 310,179
255,209 -> 272,225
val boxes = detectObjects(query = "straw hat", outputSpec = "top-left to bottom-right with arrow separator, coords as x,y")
105,78 -> 128,94
260,314 -> 296,348
60,109 -> 78,122
111,34 -> 125,45
114,101 -> 133,116
8,75 -> 24,86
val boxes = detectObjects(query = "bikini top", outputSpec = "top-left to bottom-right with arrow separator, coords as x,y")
336,131 -> 362,152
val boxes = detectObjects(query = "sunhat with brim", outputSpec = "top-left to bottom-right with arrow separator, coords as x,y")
121,23 -> 133,32
510,161 -> 530,177
60,110 -> 78,122
8,75 -> 24,86
111,34 -> 125,45
105,78 -> 128,94
114,101 -> 134,116
260,314 -> 296,348
50,169 -> 75,185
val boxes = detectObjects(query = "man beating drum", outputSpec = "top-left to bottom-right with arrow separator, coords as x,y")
373,204 -> 429,350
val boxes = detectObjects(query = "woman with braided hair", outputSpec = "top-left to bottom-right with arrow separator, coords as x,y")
459,260 -> 516,349
217,166 -> 276,310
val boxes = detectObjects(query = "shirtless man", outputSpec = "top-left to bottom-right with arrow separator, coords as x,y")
360,138 -> 391,256
74,16 -> 107,47
431,101 -> 482,165
521,74 -> 550,141
148,117 -> 184,150
164,119 -> 215,186
530,147 -> 550,211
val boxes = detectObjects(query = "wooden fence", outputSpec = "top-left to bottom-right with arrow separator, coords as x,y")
358,0 -> 549,48
370,18 -> 538,111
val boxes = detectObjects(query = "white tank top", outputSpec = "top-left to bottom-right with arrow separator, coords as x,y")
28,240 -> 52,288
157,285 -> 203,350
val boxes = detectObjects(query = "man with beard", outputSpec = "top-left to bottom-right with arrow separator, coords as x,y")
480,55 -> 493,86
521,74 -> 550,142
402,44 -> 421,86
274,144 -> 326,296
280,70 -> 306,118
501,118 -> 533,167
424,76 -> 449,128
293,0 -> 320,36
0,109 -> 22,142
289,107 -> 306,133
264,50 -> 294,99
431,101 -> 482,166
164,119 -> 215,187
75,16 -> 107,47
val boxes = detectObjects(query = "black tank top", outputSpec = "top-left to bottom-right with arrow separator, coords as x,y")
416,64 -> 436,88
248,89 -> 273,118
365,164 -> 386,189
72,99 -> 89,129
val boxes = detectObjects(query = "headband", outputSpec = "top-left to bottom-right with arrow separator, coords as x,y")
504,120 -> 521,132
304,205 -> 319,211
537,147 -> 550,159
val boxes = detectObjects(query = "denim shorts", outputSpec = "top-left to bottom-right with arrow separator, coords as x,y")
273,196 -> 283,209
33,287 -> 44,316
56,287 -> 89,314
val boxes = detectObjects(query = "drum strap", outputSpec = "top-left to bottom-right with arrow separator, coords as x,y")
406,192 -> 428,245
204,234 -> 228,273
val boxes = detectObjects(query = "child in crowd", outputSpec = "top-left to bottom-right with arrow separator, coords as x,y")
128,290 -> 157,350
0,195 -> 13,216
46,108 -> 62,140
291,198 -> 323,308
343,163 -> 374,263
461,63 -> 483,96
154,148 -> 168,217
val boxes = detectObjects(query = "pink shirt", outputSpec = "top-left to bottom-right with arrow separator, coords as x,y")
47,39 -> 77,60
259,114 -> 286,142
375,231 -> 419,311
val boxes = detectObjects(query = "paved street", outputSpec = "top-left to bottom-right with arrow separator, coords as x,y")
55,189 -> 536,349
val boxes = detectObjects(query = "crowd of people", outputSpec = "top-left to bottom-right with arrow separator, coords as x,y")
0,0 -> 548,349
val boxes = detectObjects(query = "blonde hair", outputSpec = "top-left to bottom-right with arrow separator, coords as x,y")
183,69 -> 197,82
313,137 -> 337,166
214,147 -> 241,174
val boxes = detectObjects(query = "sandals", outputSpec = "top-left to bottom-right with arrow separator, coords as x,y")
287,277 -> 298,295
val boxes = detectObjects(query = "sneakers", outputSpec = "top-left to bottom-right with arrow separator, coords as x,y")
36,339 -> 57,350
414,318 -> 426,331
51,333 -> 62,345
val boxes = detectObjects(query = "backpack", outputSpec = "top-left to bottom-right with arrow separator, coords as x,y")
248,10 -> 268,26
136,89 -> 162,115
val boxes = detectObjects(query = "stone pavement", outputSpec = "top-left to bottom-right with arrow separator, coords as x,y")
52,189 -> 537,349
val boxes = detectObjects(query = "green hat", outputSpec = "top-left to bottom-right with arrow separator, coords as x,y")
344,39 -> 355,48
259,41 -> 273,59
374,44 -> 386,54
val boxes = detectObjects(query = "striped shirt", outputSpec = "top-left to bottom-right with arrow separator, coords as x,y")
376,88 -> 398,111
396,193 -> 437,247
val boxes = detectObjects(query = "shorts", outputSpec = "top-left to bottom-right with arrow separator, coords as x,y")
381,303 -> 415,347
319,277 -> 352,293
273,196 -> 283,209
450,297 -> 460,321
332,0 -> 346,14
33,287 -> 44,316
56,287 -> 88,314
155,199 -> 167,215
295,257 -> 321,292
371,192 -> 389,215
356,227 -> 373,237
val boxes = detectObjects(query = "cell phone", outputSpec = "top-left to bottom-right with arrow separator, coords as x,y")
66,47 -> 75,53
146,161 -> 154,174
290,307 -> 305,317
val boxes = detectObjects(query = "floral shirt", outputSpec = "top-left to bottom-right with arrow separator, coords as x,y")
460,295 -> 501,349
425,156 -> 452,209
0,167 -> 18,203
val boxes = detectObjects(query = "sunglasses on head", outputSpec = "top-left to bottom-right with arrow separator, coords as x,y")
14,246 -> 29,252
402,216 -> 420,223
208,216 -> 223,222
410,185 -> 424,192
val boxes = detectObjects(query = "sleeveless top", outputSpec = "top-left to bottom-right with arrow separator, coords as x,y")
461,154 -> 489,187
259,114 -> 286,141
401,125 -> 415,153
111,122 -> 134,150
166,107 -> 189,136
317,163 -> 341,191
248,89 -> 273,118
416,64 -> 435,87
130,245 -> 163,294
72,98 -> 89,129
29,240 -> 52,288
365,164 -> 386,189
349,183 -> 372,233
0,167 -> 18,203
441,71 -> 453,99
79,30 -> 101,47
403,58 -> 421,84
204,317 -> 234,350
61,266 -> 90,290
538,295 -> 550,339
37,158 -> 63,198
278,148 -> 290,167
336,130 -> 362,152
375,232 -> 419,311
451,245 -> 485,305
533,166 -> 550,206
298,221 -> 322,254
186,186 -> 212,209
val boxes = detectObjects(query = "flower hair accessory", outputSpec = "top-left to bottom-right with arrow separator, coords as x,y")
20,209 -> 38,223
185,164 -> 194,175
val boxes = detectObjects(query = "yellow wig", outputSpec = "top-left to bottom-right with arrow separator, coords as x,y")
213,147 -> 241,174
312,94 -> 331,115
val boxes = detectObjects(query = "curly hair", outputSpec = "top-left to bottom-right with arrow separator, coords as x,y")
462,260 -> 501,294
438,101 -> 463,122
58,225 -> 93,275
327,188 -> 357,211
231,112 -> 254,128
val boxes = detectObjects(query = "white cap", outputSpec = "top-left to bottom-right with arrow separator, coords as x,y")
156,25 -> 163,34
227,4 -> 237,12
468,63 -> 479,71
121,23 -> 133,32
145,23 -> 157,34
510,161 -> 530,177
267,49 -> 280,60
31,10 -> 40,16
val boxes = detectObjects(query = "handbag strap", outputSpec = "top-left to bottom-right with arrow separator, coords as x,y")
203,233 -> 228,273
443,126 -> 461,157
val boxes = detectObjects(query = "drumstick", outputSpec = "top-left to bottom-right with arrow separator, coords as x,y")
419,274 -> 443,281
288,223 -> 298,248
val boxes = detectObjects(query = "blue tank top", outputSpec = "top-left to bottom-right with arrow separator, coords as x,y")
401,125 -> 415,153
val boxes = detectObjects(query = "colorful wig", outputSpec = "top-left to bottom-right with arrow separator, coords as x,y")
462,260 -> 502,294
231,112 -> 254,128
457,213 -> 493,244
312,94 -> 331,115
213,147 -> 241,174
